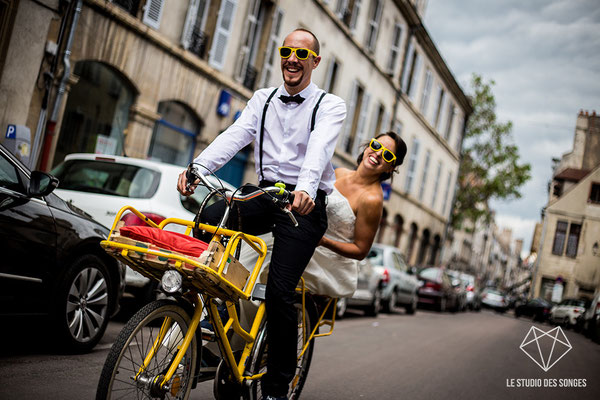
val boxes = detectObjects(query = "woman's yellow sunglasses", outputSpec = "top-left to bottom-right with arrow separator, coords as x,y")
369,138 -> 397,163
278,46 -> 318,60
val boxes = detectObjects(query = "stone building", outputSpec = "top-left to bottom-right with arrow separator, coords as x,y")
531,110 -> 600,301
0,0 -> 471,265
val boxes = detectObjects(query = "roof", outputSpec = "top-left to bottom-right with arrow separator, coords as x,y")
554,168 -> 591,182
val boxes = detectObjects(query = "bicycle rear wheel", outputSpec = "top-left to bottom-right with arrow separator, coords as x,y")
96,299 -> 198,400
243,294 -> 317,400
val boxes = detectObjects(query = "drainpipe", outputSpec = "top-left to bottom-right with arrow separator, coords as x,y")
38,0 -> 82,171
30,1 -> 71,169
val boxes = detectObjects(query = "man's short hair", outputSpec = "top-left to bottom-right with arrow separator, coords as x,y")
290,28 -> 320,55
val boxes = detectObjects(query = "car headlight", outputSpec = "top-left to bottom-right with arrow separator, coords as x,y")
161,270 -> 183,294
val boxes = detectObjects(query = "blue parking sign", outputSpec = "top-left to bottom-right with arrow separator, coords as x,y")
5,124 -> 16,139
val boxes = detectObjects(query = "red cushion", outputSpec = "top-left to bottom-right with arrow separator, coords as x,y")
119,226 -> 209,257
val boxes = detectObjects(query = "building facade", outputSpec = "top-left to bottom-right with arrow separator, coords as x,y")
0,0 -> 470,265
532,111 -> 600,301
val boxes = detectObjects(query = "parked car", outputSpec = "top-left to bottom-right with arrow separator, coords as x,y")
446,270 -> 468,312
480,288 -> 508,312
0,143 -> 125,353
365,244 -> 419,314
514,297 -> 553,322
339,258 -> 384,317
550,298 -> 588,327
460,273 -> 481,311
578,292 -> 600,343
51,154 -> 233,303
417,267 -> 459,312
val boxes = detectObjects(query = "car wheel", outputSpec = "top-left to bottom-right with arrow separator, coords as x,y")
405,294 -> 417,315
53,254 -> 113,353
336,298 -> 347,319
382,289 -> 399,314
365,289 -> 381,317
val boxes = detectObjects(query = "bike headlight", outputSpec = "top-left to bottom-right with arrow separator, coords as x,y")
161,270 -> 183,294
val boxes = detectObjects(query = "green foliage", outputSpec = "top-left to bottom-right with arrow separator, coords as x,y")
452,74 -> 531,228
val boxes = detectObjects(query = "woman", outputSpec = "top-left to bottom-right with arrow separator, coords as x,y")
302,131 -> 407,297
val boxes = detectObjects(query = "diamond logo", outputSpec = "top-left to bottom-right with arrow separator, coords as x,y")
519,326 -> 572,371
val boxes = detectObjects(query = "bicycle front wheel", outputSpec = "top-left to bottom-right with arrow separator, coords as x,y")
96,299 -> 198,400
244,294 -> 317,400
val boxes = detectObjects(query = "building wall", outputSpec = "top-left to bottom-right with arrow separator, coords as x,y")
534,166 -> 600,300
2,0 -> 471,266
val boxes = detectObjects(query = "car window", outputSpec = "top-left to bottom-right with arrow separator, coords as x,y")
179,185 -> 213,215
0,153 -> 25,193
367,247 -> 384,266
392,252 -> 407,272
419,268 -> 438,281
52,160 -> 160,198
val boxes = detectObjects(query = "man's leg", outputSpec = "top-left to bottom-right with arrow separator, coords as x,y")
261,194 -> 327,398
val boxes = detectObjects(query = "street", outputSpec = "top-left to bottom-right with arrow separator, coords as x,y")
0,303 -> 598,400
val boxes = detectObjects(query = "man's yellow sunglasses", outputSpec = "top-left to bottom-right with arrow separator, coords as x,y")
278,46 -> 318,60
369,138 -> 397,163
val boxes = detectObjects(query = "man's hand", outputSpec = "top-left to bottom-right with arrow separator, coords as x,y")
177,170 -> 196,196
289,190 -> 314,215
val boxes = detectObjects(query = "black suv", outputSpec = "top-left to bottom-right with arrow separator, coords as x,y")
0,143 -> 124,353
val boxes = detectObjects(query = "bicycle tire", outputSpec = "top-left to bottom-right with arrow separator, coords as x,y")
96,299 -> 198,400
243,294 -> 318,400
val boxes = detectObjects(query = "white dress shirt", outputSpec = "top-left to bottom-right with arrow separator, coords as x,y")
193,82 -> 346,198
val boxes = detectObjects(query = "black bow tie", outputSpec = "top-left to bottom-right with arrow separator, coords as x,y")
279,94 -> 305,104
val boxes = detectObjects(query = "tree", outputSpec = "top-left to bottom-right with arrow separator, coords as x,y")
452,74 -> 531,229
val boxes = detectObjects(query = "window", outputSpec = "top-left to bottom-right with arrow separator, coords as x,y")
209,0 -> 238,70
323,58 -> 341,94
259,7 -> 284,87
551,221 -> 568,255
112,0 -> 142,16
432,86 -> 445,129
405,50 -> 422,101
420,68 -> 433,115
181,0 -> 212,58
336,0 -> 362,31
590,183 -> 600,204
441,171 -> 453,215
565,223 -> 581,258
364,0 -> 383,52
371,103 -> 385,137
431,160 -> 442,208
142,0 -> 165,29
386,23 -> 403,75
342,81 -> 370,156
0,151 -> 24,193
149,101 -> 202,166
0,0 -> 18,76
404,138 -> 420,194
444,103 -> 455,140
418,150 -> 431,201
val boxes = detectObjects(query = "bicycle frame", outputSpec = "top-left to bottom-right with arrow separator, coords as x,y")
101,205 -> 339,394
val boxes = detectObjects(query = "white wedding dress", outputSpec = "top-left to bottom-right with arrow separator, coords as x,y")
238,187 -> 358,298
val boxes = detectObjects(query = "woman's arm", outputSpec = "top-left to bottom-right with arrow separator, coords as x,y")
319,192 -> 382,260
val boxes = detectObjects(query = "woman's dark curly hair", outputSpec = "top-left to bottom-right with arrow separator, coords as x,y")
356,131 -> 407,182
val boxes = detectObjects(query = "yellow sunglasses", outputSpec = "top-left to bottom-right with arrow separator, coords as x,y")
369,138 -> 397,163
278,46 -> 318,60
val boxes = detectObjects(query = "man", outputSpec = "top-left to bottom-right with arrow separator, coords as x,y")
177,28 -> 346,400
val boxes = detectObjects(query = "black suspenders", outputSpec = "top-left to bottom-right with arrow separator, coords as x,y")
259,89 -> 328,181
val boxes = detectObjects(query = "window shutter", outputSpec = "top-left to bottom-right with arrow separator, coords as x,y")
209,0 -> 238,70
260,7 -> 284,87
181,0 -> 201,49
381,109 -> 391,133
342,82 -> 359,151
354,91 -> 371,156
237,0 -> 261,82
408,53 -> 422,100
401,40 -> 414,92
142,0 -> 164,30
349,0 -> 362,31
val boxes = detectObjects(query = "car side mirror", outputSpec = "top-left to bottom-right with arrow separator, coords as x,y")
28,171 -> 59,197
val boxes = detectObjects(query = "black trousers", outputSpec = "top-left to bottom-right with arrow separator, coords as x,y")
199,185 -> 327,397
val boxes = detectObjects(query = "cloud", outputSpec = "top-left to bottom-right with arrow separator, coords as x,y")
425,0 -> 600,255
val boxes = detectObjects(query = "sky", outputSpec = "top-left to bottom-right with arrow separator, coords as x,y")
424,0 -> 600,256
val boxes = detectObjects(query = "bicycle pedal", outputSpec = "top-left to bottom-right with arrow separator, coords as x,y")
201,327 -> 216,342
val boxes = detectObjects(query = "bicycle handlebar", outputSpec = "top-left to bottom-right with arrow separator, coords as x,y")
186,164 -> 298,227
